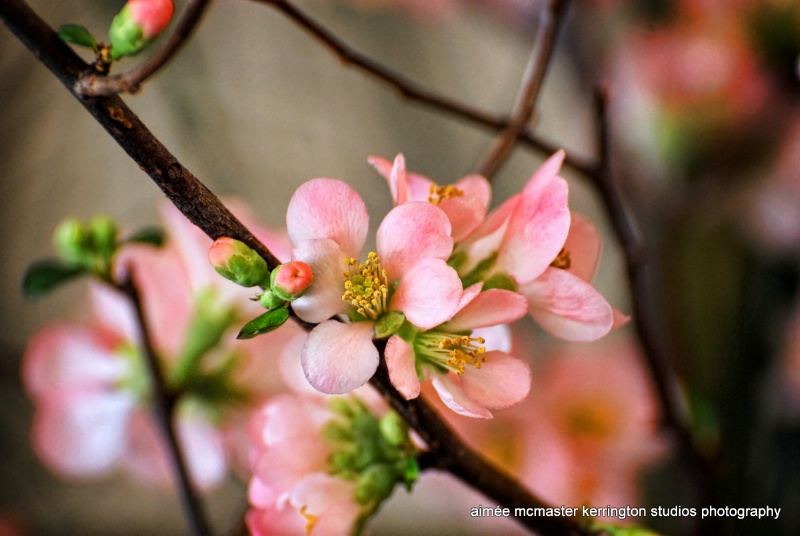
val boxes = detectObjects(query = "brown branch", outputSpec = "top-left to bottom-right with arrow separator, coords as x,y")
253,0 -> 594,178
2,2 -> 599,534
116,276 -> 213,536
591,88 -> 712,493
76,0 -> 213,96
477,0 -> 571,179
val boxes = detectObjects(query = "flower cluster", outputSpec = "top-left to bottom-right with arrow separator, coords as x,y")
284,151 -> 618,417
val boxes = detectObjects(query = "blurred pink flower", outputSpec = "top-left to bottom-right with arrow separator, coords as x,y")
22,201 -> 299,490
386,284 -> 531,418
286,178 -> 463,394
246,394 -> 363,535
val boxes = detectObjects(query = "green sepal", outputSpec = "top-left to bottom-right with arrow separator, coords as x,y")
22,259 -> 86,298
447,250 -> 468,271
57,24 -> 98,51
460,253 -> 497,288
483,272 -> 517,291
124,226 -> 165,247
378,411 -> 408,447
374,311 -> 405,339
237,307 -> 290,339
403,456 -> 419,491
108,5 -> 148,60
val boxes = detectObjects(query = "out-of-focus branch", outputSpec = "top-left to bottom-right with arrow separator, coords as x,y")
1,3 -> 600,534
252,0 -> 594,178
477,0 -> 571,179
76,0 -> 213,96
116,276 -> 213,536
591,88 -> 713,494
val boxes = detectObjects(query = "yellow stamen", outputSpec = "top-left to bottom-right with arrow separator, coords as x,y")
299,505 -> 318,535
428,183 -> 464,205
550,247 -> 571,270
419,333 -> 487,374
341,252 -> 389,320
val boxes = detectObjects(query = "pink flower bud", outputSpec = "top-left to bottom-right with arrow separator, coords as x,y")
208,237 -> 270,288
108,0 -> 174,60
270,261 -> 313,301
129,0 -> 174,38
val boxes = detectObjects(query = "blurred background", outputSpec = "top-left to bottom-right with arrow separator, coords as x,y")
1,0 -> 799,534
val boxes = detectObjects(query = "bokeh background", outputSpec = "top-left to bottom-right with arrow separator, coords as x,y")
2,0 -> 799,534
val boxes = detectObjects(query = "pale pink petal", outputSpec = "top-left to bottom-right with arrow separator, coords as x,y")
445,289 -> 528,331
457,282 -> 484,310
255,395 -> 330,446
286,178 -> 368,257
32,389 -> 136,477
439,174 -> 491,241
377,203 -> 453,279
22,325 -> 128,397
87,282 -> 138,346
157,201 -> 217,289
460,351 -> 531,409
290,475 -> 362,535
472,324 -> 512,353
246,504 -> 306,536
612,308 -> 632,329
498,173 -> 570,284
123,410 -> 171,486
253,438 -> 330,491
385,335 -> 420,399
432,376 -> 493,419
291,238 -> 351,323
458,196 -> 517,260
177,413 -> 227,491
248,476 -> 280,509
369,154 -> 406,205
390,258 -> 462,330
564,212 -> 602,282
301,321 -> 378,394
523,150 -> 566,195
522,267 -> 614,341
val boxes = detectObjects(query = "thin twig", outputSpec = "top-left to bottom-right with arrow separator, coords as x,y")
477,0 -> 571,179
116,276 -> 213,536
253,0 -> 594,177
76,0 -> 213,96
1,3 -> 599,534
591,88 -> 713,494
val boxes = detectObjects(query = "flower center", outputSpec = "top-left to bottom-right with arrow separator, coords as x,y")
428,183 -> 464,205
550,247 -> 571,270
342,252 -> 389,320
416,331 -> 487,374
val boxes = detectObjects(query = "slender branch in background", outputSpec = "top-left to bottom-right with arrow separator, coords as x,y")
0,3 -> 598,534
76,0 -> 213,96
253,0 -> 594,178
591,88 -> 713,497
116,276 -> 213,536
477,0 -> 571,179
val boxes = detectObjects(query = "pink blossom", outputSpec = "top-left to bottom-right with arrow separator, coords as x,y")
286,178 -> 463,394
128,0 -> 174,39
22,201 -> 298,489
369,153 -> 491,241
385,283 -> 531,418
518,212 -> 616,341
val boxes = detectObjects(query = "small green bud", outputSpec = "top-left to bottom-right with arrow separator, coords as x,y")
208,237 -> 270,288
53,218 -> 91,264
378,411 -> 408,447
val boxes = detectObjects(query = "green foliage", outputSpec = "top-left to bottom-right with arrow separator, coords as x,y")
57,24 -> 98,51
22,259 -> 85,298
237,307 -> 290,339
124,226 -> 165,247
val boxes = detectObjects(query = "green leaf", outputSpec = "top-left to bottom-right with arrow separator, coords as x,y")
23,259 -> 85,298
57,24 -> 98,51
237,307 -> 290,339
125,226 -> 165,247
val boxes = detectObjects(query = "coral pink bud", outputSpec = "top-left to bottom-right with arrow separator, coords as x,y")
129,0 -> 174,38
109,0 -> 174,60
270,261 -> 313,301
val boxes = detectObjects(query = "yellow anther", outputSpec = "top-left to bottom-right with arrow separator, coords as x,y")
341,252 -> 390,320
299,505 -> 318,535
422,333 -> 487,375
550,248 -> 571,270
428,183 -> 465,205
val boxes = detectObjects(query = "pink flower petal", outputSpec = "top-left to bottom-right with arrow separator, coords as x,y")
291,238 -> 352,323
246,503 -> 306,536
390,258 -> 462,330
438,174 -> 491,241
253,438 -> 331,492
291,475 -> 362,536
498,170 -> 570,284
432,376 -> 493,419
457,282 -> 484,310
522,267 -> 614,341
32,389 -> 136,477
523,150 -> 566,195
301,321 -> 379,394
377,203 -> 453,279
445,289 -> 528,331
22,324 -> 128,397
564,212 -> 602,282
287,178 -> 368,257
385,335 -> 420,399
177,412 -> 227,491
460,351 -> 531,409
